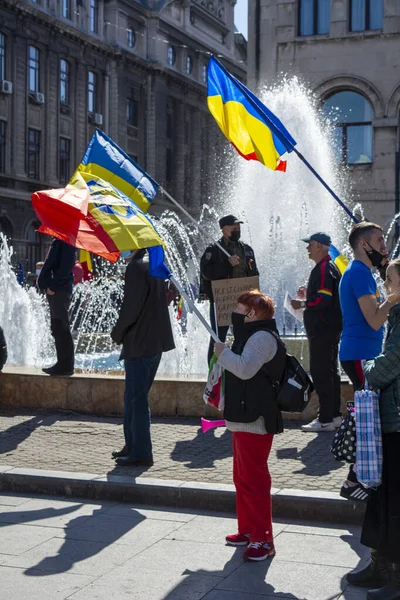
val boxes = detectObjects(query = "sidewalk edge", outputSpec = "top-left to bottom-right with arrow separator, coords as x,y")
0,468 -> 365,524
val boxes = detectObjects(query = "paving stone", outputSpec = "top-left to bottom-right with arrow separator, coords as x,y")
120,538 -> 244,577
216,559 -> 350,599
164,515 -> 288,544
0,565 -> 93,600
67,569 -> 223,600
0,497 -> 109,528
0,410 -> 349,492
65,513 -> 185,546
3,537 -> 144,576
0,523 -> 61,556
273,531 -> 369,568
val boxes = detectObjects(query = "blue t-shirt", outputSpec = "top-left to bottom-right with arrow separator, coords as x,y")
339,260 -> 384,361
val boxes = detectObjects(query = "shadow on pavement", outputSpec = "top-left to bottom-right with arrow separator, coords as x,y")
0,413 -> 60,455
165,551 -> 303,599
171,427 -> 232,469
0,500 -> 146,576
276,435 -> 344,477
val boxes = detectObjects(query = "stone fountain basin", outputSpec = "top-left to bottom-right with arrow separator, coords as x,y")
1,365 -> 353,422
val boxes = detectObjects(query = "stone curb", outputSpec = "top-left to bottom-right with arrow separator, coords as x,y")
0,465 -> 365,524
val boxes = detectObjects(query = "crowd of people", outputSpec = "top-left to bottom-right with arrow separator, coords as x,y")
2,215 -> 400,597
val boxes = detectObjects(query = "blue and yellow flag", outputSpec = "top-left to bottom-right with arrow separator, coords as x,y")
77,130 -> 158,213
207,56 -> 296,172
330,244 -> 349,275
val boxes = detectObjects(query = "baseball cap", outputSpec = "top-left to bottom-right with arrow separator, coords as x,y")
301,232 -> 332,246
219,214 -> 243,228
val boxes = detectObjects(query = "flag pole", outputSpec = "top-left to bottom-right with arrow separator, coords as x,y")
160,187 -> 232,259
170,275 -> 221,343
292,148 -> 358,224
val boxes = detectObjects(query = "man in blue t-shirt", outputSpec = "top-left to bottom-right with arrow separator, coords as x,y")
339,222 -> 400,502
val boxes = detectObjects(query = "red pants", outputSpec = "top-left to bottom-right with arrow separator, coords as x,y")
232,431 -> 274,543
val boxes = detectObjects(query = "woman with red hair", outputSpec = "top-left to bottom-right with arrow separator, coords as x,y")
214,289 -> 286,561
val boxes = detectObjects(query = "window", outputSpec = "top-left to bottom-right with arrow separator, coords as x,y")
28,46 -> 40,92
88,71 -> 97,113
27,129 -> 41,179
322,91 -> 373,164
0,33 -> 5,80
62,0 -> 71,19
299,0 -> 330,36
126,97 -> 138,127
127,28 -> 135,48
60,59 -> 70,104
350,0 -> 383,32
59,138 -> 71,184
167,46 -> 176,66
90,0 -> 98,33
0,120 -> 5,173
186,55 -> 193,75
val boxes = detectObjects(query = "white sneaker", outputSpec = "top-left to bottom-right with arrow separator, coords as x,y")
301,418 -> 336,432
333,416 -> 343,428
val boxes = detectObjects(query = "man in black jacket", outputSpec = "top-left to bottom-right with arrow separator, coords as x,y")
111,249 -> 175,467
291,232 -> 342,432
200,214 -> 259,363
38,239 -> 76,376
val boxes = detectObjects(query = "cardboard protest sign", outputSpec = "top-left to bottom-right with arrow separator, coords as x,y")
211,276 -> 260,327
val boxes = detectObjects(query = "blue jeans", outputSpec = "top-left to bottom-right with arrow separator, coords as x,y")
123,353 -> 162,460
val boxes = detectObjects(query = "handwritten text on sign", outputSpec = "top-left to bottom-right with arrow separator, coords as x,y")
211,276 -> 260,327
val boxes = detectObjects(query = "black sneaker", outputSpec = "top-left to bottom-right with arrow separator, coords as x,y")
340,481 -> 369,502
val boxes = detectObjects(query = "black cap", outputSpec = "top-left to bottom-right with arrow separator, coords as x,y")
301,232 -> 332,246
219,214 -> 243,228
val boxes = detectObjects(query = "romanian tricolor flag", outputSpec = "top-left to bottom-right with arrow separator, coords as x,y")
32,171 -> 165,264
207,56 -> 296,172
76,130 -> 158,213
330,244 -> 349,275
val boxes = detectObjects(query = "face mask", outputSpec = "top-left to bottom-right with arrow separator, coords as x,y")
121,250 -> 133,260
365,242 -> 385,268
36,269 -> 41,276
229,231 -> 241,242
231,311 -> 250,327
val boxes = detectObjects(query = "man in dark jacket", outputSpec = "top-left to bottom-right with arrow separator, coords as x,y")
291,232 -> 342,432
200,214 -> 259,363
0,326 -> 7,371
38,239 -> 76,376
111,249 -> 175,467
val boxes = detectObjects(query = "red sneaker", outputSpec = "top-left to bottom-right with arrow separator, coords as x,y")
225,533 -> 250,546
244,541 -> 275,561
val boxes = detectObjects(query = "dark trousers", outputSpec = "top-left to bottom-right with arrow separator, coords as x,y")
123,353 -> 162,461
308,331 -> 341,423
361,433 -> 400,563
47,291 -> 74,371
207,302 -> 229,365
341,360 -> 365,391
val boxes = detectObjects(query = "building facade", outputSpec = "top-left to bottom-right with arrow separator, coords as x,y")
0,0 -> 245,270
248,0 -> 400,230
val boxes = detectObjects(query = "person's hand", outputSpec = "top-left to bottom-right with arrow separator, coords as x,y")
228,255 -> 240,267
291,299 -> 303,310
297,286 -> 307,300
46,289 -> 55,296
214,342 -> 228,357
387,287 -> 400,306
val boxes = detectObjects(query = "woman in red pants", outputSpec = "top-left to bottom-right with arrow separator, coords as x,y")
214,290 -> 286,561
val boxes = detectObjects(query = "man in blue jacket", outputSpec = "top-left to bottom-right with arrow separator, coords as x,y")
38,239 -> 76,376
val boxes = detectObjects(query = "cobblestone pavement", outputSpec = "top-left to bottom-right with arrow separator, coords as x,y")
0,410 -> 349,491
